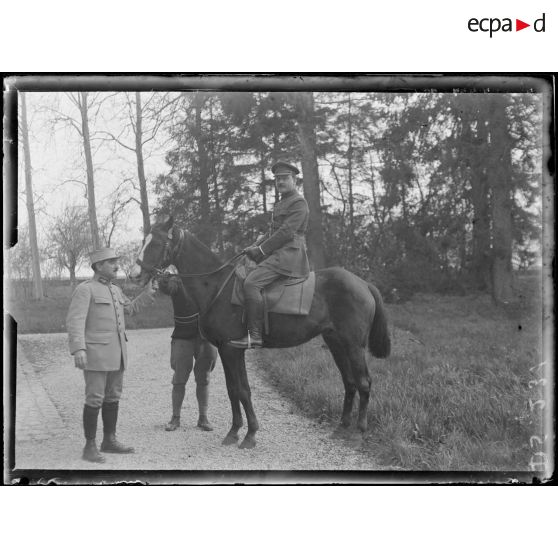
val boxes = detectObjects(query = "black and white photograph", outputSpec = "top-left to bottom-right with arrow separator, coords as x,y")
3,74 -> 554,485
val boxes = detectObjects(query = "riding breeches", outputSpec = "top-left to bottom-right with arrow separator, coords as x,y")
83,369 -> 124,408
243,266 -> 287,300
170,337 -> 218,386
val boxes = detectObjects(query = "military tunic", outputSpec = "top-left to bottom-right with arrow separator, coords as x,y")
258,190 -> 310,278
67,276 -> 151,372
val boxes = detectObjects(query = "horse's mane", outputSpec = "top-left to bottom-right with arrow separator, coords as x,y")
179,228 -> 222,273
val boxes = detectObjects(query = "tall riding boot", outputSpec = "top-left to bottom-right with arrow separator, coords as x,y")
229,296 -> 264,349
100,401 -> 135,453
82,405 -> 106,463
196,383 -> 213,431
165,384 -> 185,431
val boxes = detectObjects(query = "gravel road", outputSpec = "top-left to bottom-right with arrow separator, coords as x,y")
15,328 -> 383,476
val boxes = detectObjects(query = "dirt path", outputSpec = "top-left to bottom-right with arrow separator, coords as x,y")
15,328 -> 382,477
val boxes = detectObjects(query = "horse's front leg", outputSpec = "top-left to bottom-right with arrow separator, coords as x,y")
235,350 -> 259,449
218,346 -> 243,445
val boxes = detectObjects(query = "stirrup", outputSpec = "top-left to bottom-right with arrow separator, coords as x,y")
229,331 -> 262,349
246,331 -> 263,349
228,331 -> 251,349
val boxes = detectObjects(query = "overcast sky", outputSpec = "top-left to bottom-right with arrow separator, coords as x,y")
19,92 -> 170,231
16,92 -> 172,276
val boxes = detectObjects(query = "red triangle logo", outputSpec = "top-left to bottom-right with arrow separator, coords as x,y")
516,19 -> 530,31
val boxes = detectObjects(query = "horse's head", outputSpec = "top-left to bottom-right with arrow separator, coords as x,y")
130,214 -> 179,286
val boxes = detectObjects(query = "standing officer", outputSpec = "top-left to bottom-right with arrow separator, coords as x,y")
229,161 -> 310,349
157,269 -> 217,432
66,247 -> 155,463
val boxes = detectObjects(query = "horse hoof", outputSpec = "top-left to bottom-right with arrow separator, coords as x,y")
222,434 -> 239,446
239,437 -> 256,450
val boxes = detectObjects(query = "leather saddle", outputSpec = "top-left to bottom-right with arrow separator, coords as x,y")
231,258 -> 316,332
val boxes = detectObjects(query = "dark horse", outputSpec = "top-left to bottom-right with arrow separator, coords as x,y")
130,215 -> 391,449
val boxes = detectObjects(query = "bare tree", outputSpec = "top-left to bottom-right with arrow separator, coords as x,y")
111,239 -> 143,280
48,205 -> 92,285
19,92 -> 44,299
46,92 -> 104,249
75,93 -> 100,248
134,92 -> 150,234
97,92 -> 180,236
99,184 -> 135,246
8,228 -> 33,282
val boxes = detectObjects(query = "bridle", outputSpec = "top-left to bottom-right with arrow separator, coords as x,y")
135,228 -> 184,278
136,227 -> 245,279
136,226 -> 247,320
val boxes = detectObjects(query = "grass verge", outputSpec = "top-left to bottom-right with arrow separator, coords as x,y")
253,289 -> 544,471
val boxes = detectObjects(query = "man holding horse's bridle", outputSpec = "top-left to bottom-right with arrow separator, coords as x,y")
66,247 -> 155,463
229,161 -> 310,349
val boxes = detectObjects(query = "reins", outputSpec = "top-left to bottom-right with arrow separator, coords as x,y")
136,227 -> 246,279
174,251 -> 246,278
167,260 -> 238,341
139,227 -> 246,327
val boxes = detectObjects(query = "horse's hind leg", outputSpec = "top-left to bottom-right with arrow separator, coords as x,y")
347,346 -> 371,433
218,346 -> 243,445
322,332 -> 356,428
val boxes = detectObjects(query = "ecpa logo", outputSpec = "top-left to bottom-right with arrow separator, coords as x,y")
468,12 -> 546,37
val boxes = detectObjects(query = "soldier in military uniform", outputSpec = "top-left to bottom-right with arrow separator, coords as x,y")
229,161 -> 310,349
66,247 -> 156,463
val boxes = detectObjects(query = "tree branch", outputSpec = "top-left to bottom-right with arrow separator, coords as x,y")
96,131 -> 135,151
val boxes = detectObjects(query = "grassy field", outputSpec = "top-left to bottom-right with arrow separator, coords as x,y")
253,276 -> 546,471
8,275 -> 547,471
6,278 -> 174,333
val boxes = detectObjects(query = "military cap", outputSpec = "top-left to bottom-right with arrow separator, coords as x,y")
271,161 -> 300,175
89,247 -> 120,266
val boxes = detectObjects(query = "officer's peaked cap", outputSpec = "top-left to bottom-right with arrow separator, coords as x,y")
271,161 -> 300,175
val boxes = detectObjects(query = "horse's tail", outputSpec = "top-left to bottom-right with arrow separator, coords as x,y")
367,283 -> 391,358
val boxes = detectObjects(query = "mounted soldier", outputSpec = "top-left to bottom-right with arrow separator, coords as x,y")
229,160 -> 310,349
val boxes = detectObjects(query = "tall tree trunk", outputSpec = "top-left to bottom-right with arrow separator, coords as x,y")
469,111 -> 491,290
69,265 -> 77,286
256,95 -> 268,214
489,96 -> 514,303
347,93 -> 355,248
294,92 -> 326,269
194,93 -> 212,247
135,92 -> 151,235
208,100 -> 224,255
79,92 -> 100,249
259,147 -> 268,214
20,93 -> 44,299
271,111 -> 280,205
